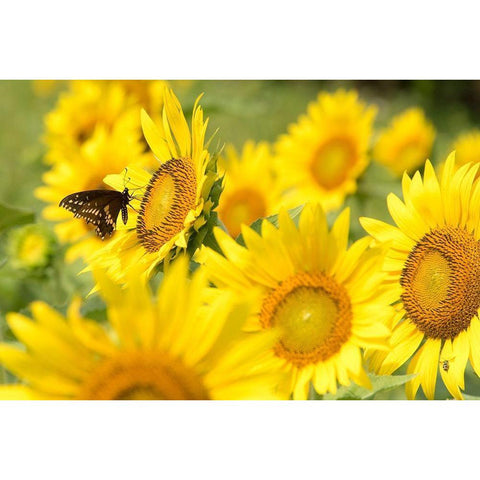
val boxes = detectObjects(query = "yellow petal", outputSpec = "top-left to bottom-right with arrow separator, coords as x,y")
450,330 -> 469,390
419,338 -> 442,400
387,193 -> 427,241
163,88 -> 191,157
141,108 -> 170,161
360,217 -> 415,251
405,345 -> 423,399
468,316 -> 480,377
6,313 -> 93,379
292,366 -> 313,400
439,339 -> 463,400
379,322 -> 423,375
0,345 -> 80,396
0,385 -> 58,400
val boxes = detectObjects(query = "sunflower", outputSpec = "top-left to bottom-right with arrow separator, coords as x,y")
451,130 -> 480,168
85,88 -> 221,287
373,107 -> 435,177
0,257 -> 286,400
44,80 -> 142,164
7,224 -> 55,271
361,152 -> 480,399
218,141 -> 284,238
274,89 -> 377,212
196,203 -> 392,399
113,80 -> 168,120
35,125 -> 156,263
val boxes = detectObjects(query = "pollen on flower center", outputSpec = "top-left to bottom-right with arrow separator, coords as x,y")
260,272 -> 352,367
220,188 -> 267,238
310,138 -> 355,190
401,226 -> 480,339
136,158 -> 197,253
78,351 -> 209,400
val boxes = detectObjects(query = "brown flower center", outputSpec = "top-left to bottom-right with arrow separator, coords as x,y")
136,158 -> 197,253
79,352 -> 209,400
401,226 -> 480,339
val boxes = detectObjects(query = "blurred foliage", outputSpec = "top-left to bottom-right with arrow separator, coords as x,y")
2,80 -> 480,399
322,373 -> 415,400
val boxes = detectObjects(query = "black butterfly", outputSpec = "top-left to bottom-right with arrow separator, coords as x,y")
59,188 -> 133,240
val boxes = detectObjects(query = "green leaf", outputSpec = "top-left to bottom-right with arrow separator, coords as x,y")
187,211 -> 222,257
0,202 -> 35,232
323,373 -> 416,400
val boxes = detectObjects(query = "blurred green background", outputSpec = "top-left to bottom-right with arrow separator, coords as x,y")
1,80 -> 480,399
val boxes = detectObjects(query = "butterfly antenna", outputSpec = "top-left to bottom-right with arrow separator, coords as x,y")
125,178 -> 149,192
129,205 -> 140,214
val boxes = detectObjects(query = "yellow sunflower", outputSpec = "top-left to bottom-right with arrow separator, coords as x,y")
218,141 -> 284,238
0,257 -> 286,400
113,80 -> 168,119
451,130 -> 480,168
44,80 -> 144,164
361,152 -> 480,399
7,224 -> 55,271
35,125 -> 156,263
196,203 -> 392,399
274,89 -> 377,212
373,107 -> 435,177
85,88 -> 221,286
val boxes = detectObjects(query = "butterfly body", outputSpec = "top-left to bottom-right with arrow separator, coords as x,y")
60,188 -> 133,240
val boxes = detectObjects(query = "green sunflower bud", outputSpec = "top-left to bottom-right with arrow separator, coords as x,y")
7,224 -> 55,271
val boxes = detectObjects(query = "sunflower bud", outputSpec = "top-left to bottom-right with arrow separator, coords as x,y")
7,224 -> 55,271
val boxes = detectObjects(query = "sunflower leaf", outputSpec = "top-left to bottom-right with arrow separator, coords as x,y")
323,373 -> 415,400
195,211 -> 222,254
0,202 -> 35,232
209,175 -> 224,210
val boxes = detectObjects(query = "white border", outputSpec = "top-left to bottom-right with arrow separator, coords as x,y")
0,401 -> 478,479
1,2 -> 479,478
2,1 -> 480,78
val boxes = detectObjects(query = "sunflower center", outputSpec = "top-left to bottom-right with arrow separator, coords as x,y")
260,272 -> 352,367
219,188 -> 267,238
79,351 -> 209,400
401,226 -> 480,339
310,138 -> 355,190
136,158 -> 197,253
18,233 -> 49,267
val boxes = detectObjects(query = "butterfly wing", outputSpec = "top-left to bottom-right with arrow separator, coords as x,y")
60,190 -> 125,240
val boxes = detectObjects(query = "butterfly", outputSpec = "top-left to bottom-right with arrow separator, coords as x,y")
59,188 -> 133,240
